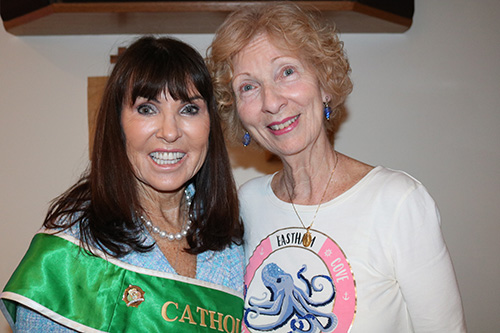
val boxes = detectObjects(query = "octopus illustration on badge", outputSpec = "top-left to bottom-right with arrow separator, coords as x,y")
123,285 -> 145,308
243,228 -> 356,333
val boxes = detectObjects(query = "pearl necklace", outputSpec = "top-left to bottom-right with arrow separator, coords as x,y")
139,188 -> 193,241
285,153 -> 338,247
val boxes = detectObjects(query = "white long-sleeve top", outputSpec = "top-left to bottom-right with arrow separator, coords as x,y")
240,166 -> 466,333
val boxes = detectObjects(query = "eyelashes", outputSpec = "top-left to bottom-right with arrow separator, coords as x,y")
180,104 -> 200,115
236,65 -> 297,96
135,101 -> 202,116
137,103 -> 157,115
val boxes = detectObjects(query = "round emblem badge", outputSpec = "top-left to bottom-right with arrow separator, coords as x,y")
244,227 -> 356,332
122,285 -> 145,308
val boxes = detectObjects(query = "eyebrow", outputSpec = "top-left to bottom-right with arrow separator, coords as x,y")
188,94 -> 203,100
232,73 -> 250,82
134,96 -> 160,104
184,95 -> 205,104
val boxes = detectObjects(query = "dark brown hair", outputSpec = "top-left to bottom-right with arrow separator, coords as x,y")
44,36 -> 242,256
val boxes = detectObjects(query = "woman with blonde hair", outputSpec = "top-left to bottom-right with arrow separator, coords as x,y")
208,2 -> 465,332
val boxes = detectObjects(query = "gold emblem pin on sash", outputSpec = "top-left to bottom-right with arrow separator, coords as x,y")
123,285 -> 145,307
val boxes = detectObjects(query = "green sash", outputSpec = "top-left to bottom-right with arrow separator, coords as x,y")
1,232 -> 243,332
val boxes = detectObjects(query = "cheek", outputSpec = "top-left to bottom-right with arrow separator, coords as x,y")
185,117 -> 210,150
236,104 -> 256,128
123,128 -> 142,154
190,126 -> 210,172
123,135 -> 142,172
122,113 -> 137,144
122,126 -> 153,174
123,119 -> 156,150
236,90 -> 262,119
195,130 -> 210,153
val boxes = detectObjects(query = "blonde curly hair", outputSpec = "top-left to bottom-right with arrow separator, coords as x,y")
206,1 -> 353,144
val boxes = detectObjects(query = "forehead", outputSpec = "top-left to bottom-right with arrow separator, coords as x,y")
232,33 -> 318,81
233,34 -> 297,70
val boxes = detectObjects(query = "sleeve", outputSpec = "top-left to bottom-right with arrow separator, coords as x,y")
15,304 -> 77,332
390,184 -> 467,332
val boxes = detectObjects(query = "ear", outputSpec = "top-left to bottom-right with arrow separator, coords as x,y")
320,88 -> 331,104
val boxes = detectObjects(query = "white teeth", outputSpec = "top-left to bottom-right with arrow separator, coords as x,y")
269,115 -> 299,131
149,151 -> 185,165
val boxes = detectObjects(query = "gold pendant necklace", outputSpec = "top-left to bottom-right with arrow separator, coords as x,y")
285,153 -> 338,247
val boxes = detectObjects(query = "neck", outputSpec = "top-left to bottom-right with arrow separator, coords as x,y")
138,186 -> 186,229
276,147 -> 339,205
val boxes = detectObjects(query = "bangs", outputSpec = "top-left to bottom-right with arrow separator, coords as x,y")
123,40 -> 211,105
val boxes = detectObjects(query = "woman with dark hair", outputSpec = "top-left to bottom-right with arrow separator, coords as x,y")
207,2 -> 465,332
1,36 -> 244,332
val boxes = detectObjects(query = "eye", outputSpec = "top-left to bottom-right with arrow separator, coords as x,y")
137,103 -> 157,115
180,103 -> 200,115
241,84 -> 254,92
283,67 -> 295,77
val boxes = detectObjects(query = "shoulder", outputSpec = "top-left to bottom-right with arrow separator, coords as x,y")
45,207 -> 86,237
44,213 -> 86,245
198,244 -> 245,293
343,165 -> 438,220
203,243 -> 244,268
223,243 -> 245,266
372,167 -> 422,190
221,244 -> 245,292
238,174 -> 274,197
359,166 -> 426,199
337,153 -> 429,206
368,167 -> 440,224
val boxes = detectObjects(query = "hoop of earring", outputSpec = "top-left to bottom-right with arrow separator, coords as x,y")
323,102 -> 332,121
242,132 -> 251,147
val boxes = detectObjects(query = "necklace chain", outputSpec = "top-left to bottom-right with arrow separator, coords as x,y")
138,188 -> 193,241
285,152 -> 339,246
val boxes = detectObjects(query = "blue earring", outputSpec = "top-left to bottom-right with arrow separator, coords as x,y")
324,102 -> 332,121
242,132 -> 251,147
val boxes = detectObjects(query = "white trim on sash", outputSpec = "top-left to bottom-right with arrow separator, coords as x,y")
1,291 -> 106,333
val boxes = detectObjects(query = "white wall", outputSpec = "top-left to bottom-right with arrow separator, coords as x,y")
1,0 -> 499,331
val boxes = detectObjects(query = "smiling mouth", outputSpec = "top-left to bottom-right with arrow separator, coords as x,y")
149,151 -> 185,165
268,115 -> 299,131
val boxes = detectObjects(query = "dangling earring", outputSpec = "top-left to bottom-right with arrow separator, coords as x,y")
323,101 -> 332,121
242,132 -> 251,147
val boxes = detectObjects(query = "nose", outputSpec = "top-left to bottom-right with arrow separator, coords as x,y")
262,84 -> 286,114
156,113 -> 181,142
